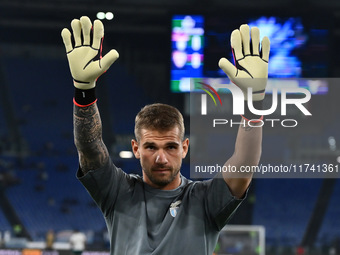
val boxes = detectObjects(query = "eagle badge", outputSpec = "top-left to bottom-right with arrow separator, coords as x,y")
169,200 -> 182,218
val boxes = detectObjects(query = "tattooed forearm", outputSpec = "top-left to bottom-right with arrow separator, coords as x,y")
76,141 -> 109,174
74,103 -> 109,174
74,104 -> 102,144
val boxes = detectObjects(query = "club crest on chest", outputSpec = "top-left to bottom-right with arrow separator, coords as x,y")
169,200 -> 182,218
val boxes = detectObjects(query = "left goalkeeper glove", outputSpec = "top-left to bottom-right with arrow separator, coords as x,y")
218,24 -> 270,102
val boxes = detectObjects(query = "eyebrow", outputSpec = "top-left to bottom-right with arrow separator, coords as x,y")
165,142 -> 180,147
142,142 -> 156,147
142,141 -> 180,147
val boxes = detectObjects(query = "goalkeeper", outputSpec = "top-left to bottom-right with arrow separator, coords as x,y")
61,16 -> 270,255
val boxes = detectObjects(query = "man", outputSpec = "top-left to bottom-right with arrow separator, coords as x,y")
69,229 -> 87,255
61,16 -> 269,255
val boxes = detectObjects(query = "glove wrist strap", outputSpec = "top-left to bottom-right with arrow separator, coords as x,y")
74,88 -> 97,107
241,100 -> 263,123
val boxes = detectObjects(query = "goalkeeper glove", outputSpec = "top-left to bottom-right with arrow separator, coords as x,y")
218,24 -> 270,102
61,16 -> 119,106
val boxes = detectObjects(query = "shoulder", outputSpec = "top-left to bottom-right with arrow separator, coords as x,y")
77,158 -> 143,201
185,174 -> 233,196
78,159 -> 142,182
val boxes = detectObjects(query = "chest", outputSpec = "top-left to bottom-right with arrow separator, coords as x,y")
108,186 -> 207,250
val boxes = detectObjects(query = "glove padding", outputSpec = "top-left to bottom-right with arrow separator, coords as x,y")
61,16 -> 119,89
219,24 -> 270,101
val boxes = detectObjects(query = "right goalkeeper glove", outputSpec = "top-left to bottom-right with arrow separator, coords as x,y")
61,16 -> 119,106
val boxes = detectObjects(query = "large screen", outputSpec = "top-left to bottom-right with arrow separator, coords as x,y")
170,14 -> 330,93
171,15 -> 205,93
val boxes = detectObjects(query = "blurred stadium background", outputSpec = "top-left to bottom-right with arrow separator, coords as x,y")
0,0 -> 340,254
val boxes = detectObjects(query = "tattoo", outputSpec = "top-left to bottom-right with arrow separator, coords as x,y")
74,103 -> 109,174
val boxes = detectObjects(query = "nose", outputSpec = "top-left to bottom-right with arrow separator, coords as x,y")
155,150 -> 168,164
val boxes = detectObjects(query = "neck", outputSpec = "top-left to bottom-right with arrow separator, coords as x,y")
144,174 -> 181,190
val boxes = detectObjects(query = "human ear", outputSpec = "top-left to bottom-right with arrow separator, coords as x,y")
182,138 -> 189,158
131,139 -> 140,159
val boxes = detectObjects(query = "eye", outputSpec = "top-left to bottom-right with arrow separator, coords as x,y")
146,145 -> 156,150
167,145 -> 178,150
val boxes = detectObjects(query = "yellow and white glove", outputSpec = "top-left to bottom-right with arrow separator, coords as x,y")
218,24 -> 270,101
61,16 -> 119,90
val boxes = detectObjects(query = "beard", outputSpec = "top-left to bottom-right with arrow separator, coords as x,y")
143,164 -> 181,188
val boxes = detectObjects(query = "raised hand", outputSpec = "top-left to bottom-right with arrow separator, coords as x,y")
61,16 -> 119,89
219,24 -> 270,101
